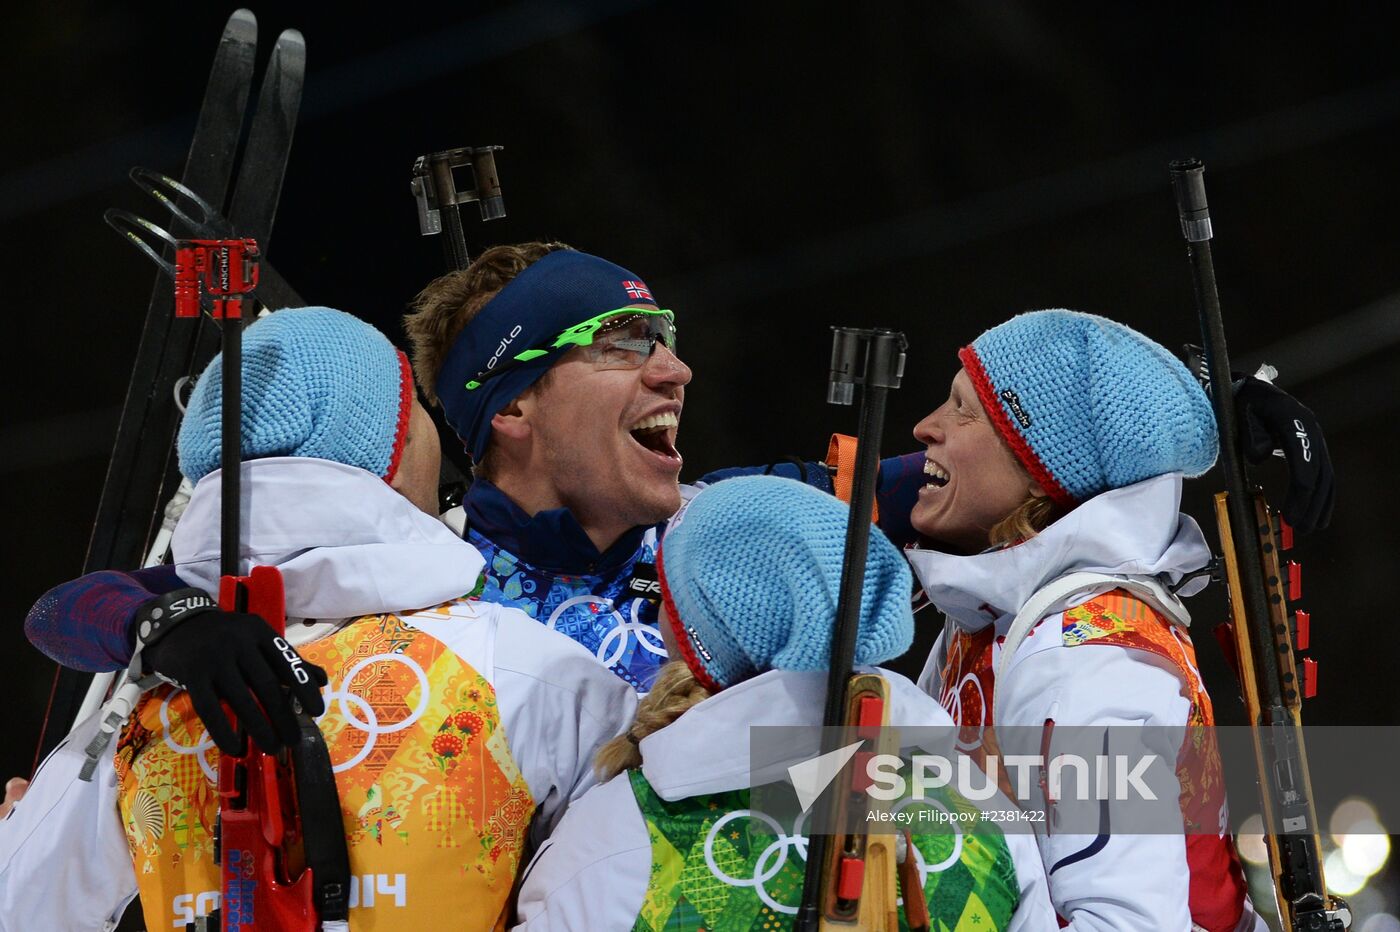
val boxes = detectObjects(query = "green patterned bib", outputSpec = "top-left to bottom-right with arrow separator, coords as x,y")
627,770 -> 1020,931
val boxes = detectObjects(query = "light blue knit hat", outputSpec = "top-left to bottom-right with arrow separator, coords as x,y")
657,476 -> 914,691
958,309 -> 1218,506
178,307 -> 414,484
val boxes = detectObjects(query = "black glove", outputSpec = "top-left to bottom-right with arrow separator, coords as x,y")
142,605 -> 328,756
1234,376 -> 1335,533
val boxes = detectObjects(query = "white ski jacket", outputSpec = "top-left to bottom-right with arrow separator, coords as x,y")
909,473 -> 1265,932
514,667 -> 1057,931
0,458 -> 635,931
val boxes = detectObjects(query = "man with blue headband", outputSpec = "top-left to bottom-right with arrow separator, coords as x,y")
404,243 -> 693,691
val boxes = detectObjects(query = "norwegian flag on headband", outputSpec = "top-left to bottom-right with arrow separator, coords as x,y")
622,279 -> 653,301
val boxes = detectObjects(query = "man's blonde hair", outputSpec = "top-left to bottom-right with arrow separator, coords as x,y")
403,241 -> 572,405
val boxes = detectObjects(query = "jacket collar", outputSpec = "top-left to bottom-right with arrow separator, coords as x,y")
464,478 -> 651,576
173,457 -> 483,619
904,473 -> 1212,632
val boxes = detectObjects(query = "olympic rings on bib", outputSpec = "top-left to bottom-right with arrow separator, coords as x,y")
317,652 -> 431,773
546,595 -> 667,672
158,690 -> 219,782
702,807 -> 811,915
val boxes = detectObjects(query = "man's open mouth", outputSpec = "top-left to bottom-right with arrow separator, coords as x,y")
630,412 -> 681,460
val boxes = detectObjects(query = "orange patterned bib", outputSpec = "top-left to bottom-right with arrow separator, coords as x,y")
115,604 -> 536,931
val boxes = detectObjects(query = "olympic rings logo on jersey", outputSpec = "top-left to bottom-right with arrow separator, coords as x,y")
546,594 -> 667,671
158,691 -> 219,782
696,799 -> 969,914
159,651 -> 432,779
317,652 -> 432,772
702,808 -> 811,915
939,636 -> 989,753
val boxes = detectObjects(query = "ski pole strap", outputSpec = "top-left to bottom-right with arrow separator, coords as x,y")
825,433 -> 879,524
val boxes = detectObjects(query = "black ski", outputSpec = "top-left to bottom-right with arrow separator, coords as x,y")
37,10 -> 309,764
88,7 -> 256,588
227,27 -> 306,304
35,9 -> 258,767
187,26 -> 308,372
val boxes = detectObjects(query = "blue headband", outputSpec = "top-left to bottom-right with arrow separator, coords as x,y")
435,250 -> 661,462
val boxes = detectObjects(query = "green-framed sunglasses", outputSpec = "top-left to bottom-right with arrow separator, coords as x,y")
466,307 -> 678,390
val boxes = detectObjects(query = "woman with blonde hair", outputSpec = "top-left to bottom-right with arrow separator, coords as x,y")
907,309 -> 1265,931
514,475 -> 1055,931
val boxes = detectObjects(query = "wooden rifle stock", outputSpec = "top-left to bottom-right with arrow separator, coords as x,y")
813,674 -> 900,931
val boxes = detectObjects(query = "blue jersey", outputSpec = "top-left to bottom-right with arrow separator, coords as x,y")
467,527 -> 666,692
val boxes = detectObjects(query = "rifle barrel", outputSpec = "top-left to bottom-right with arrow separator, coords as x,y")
796,329 -> 904,930
220,299 -> 242,580
1168,160 -> 1286,713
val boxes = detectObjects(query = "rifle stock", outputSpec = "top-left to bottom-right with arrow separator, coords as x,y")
814,673 -> 901,931
178,240 -> 349,931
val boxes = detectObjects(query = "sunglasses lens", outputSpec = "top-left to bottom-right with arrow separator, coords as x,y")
587,315 -> 678,368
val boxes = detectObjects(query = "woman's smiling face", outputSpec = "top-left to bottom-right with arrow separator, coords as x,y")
909,367 -> 1041,553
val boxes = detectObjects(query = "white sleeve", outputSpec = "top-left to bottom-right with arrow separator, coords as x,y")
512,775 -> 652,931
493,611 -> 638,840
998,634 -> 1194,932
1004,830 -> 1058,932
0,712 -> 136,931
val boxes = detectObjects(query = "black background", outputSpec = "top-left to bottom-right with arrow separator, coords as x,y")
3,2 -> 1397,926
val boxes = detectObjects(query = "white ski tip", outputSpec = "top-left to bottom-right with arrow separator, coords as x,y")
788,740 -> 863,813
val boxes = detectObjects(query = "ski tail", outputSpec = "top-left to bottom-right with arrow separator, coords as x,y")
228,27 -> 307,309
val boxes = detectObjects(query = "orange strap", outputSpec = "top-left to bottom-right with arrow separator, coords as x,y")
826,433 -> 878,524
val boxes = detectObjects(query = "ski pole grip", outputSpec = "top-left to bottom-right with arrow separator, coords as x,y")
1170,158 -> 1213,242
